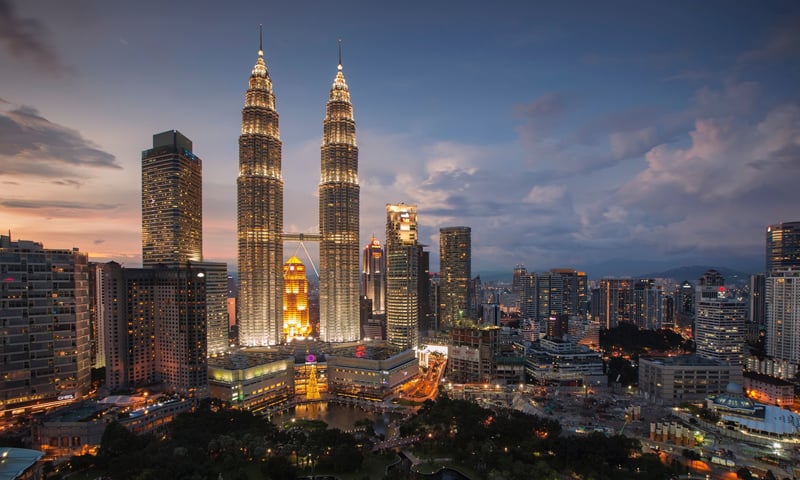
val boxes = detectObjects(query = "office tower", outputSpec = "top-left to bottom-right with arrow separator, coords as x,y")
439,226 -> 471,327
696,269 -> 725,312
766,221 -> 800,273
417,245 -> 433,332
632,279 -> 663,330
695,295 -> 746,366
551,268 -> 588,319
0,235 -> 91,409
98,262 -> 209,397
141,130 -> 202,267
283,256 -> 311,341
193,261 -> 229,356
594,278 -> 633,329
765,268 -> 800,378
319,49 -> 360,343
749,273 -> 766,325
362,237 -> 385,315
237,33 -> 284,346
535,271 -> 564,322
385,203 -> 419,350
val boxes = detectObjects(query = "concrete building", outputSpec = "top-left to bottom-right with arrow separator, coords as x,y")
742,371 -> 794,407
385,203 -> 419,350
639,355 -> 739,405
207,351 -> 294,411
765,267 -> 800,379
98,262 -> 209,398
327,343 -> 418,401
445,326 -> 524,384
523,338 -> 605,386
694,297 -> 746,366
0,235 -> 91,413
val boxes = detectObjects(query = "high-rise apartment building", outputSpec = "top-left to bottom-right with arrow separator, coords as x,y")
385,204 -> 419,350
98,262 -> 209,397
592,278 -> 633,329
632,279 -> 663,330
141,130 -> 202,267
237,35 -> 284,346
1,235 -> 91,410
194,261 -> 229,356
550,268 -> 588,320
439,226 -> 471,327
765,267 -> 800,378
362,237 -> 385,315
319,51 -> 360,343
283,256 -> 311,341
766,221 -> 800,273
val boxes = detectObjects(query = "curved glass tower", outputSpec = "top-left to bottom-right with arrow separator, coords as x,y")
237,34 -> 284,346
319,47 -> 360,342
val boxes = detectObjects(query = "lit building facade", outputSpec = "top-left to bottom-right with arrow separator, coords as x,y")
632,279 -> 663,330
283,256 -> 311,341
695,296 -> 746,367
97,262 -> 209,397
592,278 -> 633,329
439,226 -> 471,327
0,236 -> 92,412
208,351 -> 293,411
319,53 -> 360,343
141,130 -> 202,267
237,35 -> 284,346
639,355 -> 739,405
362,237 -> 385,315
765,267 -> 800,378
766,221 -> 800,273
385,204 -> 419,350
192,261 -> 229,356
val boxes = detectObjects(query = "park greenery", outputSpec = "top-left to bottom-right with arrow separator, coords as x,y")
60,396 -> 679,480
600,322 -> 693,355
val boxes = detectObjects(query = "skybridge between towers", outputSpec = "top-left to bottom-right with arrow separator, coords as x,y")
282,232 -> 321,279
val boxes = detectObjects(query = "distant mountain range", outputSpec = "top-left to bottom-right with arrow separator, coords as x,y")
475,263 -> 758,284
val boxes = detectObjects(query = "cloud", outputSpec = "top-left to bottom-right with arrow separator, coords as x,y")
0,0 -> 68,72
738,16 -> 800,64
0,104 -> 121,180
0,198 -> 120,210
525,184 -> 565,205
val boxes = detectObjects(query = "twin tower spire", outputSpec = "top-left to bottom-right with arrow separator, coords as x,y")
237,28 -> 360,346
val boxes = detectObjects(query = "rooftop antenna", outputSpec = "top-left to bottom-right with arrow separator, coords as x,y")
338,38 -> 342,70
258,24 -> 263,56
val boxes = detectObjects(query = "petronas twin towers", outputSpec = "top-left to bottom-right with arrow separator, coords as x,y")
237,35 -> 360,346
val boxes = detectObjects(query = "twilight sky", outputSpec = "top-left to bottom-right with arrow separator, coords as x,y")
1,0 -> 799,278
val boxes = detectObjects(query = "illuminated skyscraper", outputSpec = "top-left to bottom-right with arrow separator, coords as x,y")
766,221 -> 800,273
319,45 -> 360,343
362,237 -> 385,315
283,256 -> 311,341
439,226 -> 471,327
237,32 -> 284,346
765,267 -> 800,379
141,130 -> 202,267
386,203 -> 419,350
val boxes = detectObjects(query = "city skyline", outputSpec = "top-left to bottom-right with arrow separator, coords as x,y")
1,1 -> 799,276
